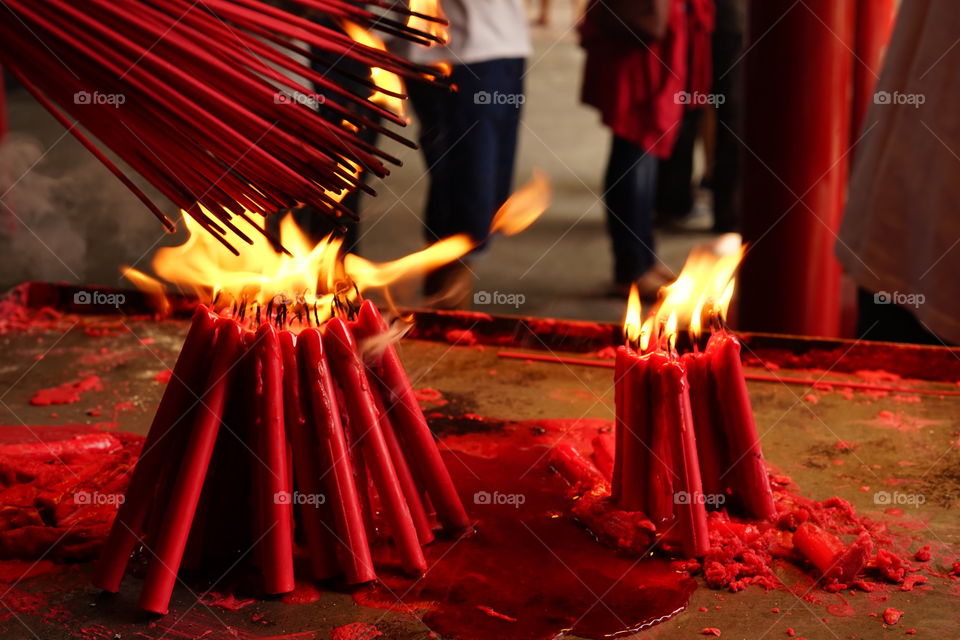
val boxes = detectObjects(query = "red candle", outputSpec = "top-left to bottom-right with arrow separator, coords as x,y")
298,328 -> 375,584
655,358 -> 709,557
590,433 -> 616,482
793,522 -> 873,584
138,319 -> 244,614
251,324 -> 295,594
679,350 -> 726,502
705,331 -> 776,520
645,351 -> 676,528
323,318 -> 426,574
614,345 -> 654,513
279,330 -> 338,580
94,306 -> 218,593
369,388 -> 435,545
353,300 -> 469,532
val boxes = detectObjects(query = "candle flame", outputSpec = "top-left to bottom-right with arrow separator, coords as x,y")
622,235 -> 744,348
623,284 -> 641,346
665,311 -> 678,352
124,173 -> 551,331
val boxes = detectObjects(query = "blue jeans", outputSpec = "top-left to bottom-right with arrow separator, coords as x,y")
407,58 -> 525,248
605,136 -> 658,284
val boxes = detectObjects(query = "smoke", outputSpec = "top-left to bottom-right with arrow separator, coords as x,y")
0,131 -> 176,291
359,317 -> 413,363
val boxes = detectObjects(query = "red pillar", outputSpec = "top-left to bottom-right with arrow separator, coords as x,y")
738,1 -> 855,337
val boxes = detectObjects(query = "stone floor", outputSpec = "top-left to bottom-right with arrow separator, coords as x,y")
0,3 -> 719,322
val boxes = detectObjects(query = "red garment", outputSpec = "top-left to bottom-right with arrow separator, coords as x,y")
687,0 -> 715,99
579,0 -> 689,158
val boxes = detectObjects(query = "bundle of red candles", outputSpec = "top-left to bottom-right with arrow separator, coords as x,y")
93,299 -> 469,614
613,255 -> 776,558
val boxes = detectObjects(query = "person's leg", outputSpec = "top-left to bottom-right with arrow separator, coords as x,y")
493,58 -> 525,213
445,58 -> 524,245
655,108 -> 703,221
604,135 -> 658,288
407,80 -> 456,243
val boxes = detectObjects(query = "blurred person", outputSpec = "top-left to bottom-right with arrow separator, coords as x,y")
654,0 -> 714,229
706,0 -> 745,233
836,0 -> 956,345
579,0 -> 689,299
399,0 -> 531,308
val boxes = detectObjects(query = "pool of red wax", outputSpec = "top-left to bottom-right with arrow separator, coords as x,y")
0,424 -> 141,561
354,420 -> 695,640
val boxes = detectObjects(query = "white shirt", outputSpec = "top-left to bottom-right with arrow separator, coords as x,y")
402,0 -> 532,65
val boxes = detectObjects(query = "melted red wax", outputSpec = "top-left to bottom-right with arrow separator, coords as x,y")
154,368 -> 174,383
331,622 -> 382,640
29,376 -> 102,406
354,422 -> 695,640
0,424 -> 141,561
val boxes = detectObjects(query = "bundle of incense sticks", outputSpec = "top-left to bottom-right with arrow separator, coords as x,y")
93,300 -> 469,614
0,0 -> 446,253
614,317 -> 776,558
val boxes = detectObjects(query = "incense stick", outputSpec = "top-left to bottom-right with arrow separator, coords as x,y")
496,350 -> 960,397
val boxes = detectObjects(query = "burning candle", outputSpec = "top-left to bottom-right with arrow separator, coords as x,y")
705,330 -> 776,521
139,319 -> 245,614
297,328 -> 376,584
353,300 -> 469,532
251,324 -> 295,594
323,318 -> 427,574
611,245 -> 776,559
93,306 -> 219,594
279,331 -> 339,580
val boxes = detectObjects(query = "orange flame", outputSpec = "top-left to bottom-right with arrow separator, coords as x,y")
491,168 -> 551,236
623,237 -> 744,349
341,21 -> 406,117
623,284 -> 641,346
124,173 -> 552,331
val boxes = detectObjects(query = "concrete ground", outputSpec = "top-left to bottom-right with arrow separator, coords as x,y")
0,3 -> 718,322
